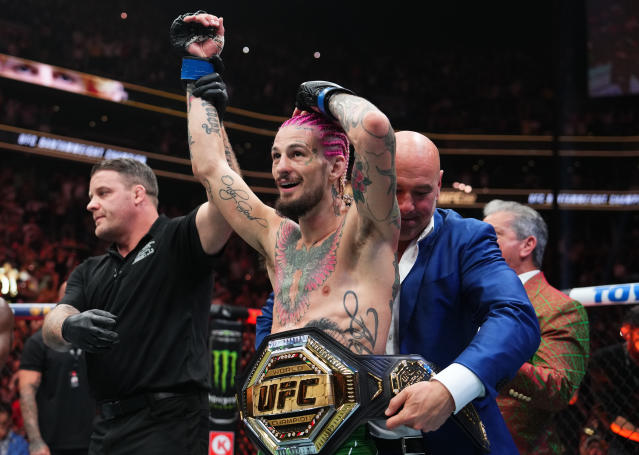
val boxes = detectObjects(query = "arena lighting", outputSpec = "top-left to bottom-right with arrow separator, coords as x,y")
121,12 -> 128,20
243,46 -> 250,54
528,191 -> 639,207
15,132 -> 147,163
452,181 -> 473,193
609,422 -> 639,442
313,51 -> 321,59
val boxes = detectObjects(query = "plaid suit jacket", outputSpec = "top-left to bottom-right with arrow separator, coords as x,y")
497,272 -> 590,454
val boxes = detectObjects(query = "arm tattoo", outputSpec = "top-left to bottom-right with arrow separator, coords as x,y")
201,100 -> 221,136
222,129 -> 240,173
331,98 -> 399,227
304,290 -> 379,355
274,219 -> 344,325
329,96 -> 371,134
217,175 -> 267,227
21,381 -> 44,443
390,253 -> 399,311
351,160 -> 372,204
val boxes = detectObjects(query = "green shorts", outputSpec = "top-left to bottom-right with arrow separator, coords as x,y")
257,424 -> 375,455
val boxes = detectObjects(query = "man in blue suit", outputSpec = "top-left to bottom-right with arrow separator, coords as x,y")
256,131 -> 540,454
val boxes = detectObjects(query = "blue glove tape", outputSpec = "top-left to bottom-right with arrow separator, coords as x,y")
181,57 -> 215,80
317,87 -> 335,116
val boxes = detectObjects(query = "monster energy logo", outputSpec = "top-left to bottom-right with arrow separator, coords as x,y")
212,349 -> 238,394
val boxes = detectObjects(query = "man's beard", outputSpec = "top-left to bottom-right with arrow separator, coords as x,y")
275,183 -> 324,220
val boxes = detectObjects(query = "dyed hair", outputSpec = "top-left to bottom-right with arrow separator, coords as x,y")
280,112 -> 350,194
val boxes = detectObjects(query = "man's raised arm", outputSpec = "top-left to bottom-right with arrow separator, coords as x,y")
175,12 -> 277,256
295,82 -> 399,241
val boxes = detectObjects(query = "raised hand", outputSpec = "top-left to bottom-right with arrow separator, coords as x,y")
170,11 -> 225,58
295,80 -> 354,118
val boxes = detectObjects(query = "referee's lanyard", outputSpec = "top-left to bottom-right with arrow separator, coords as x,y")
69,347 -> 82,388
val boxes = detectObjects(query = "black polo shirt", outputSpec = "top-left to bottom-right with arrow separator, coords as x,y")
20,329 -> 95,450
61,209 -> 222,402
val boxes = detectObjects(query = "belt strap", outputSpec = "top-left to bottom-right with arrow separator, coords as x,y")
99,391 -> 198,420
373,436 -> 426,455
237,328 -> 490,455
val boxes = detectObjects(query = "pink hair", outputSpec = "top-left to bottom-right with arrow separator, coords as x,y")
280,112 -> 350,195
281,112 -> 350,163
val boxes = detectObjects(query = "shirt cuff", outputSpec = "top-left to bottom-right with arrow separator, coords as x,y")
433,363 -> 486,414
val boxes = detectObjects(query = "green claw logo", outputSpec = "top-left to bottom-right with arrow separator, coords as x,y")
212,349 -> 238,393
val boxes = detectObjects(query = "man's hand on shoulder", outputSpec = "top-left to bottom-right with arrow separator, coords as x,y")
385,380 -> 455,432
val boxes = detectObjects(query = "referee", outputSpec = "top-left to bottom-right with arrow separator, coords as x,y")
42,157 -> 235,454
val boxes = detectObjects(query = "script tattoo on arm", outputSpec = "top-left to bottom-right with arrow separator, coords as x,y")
218,175 -> 267,227
201,100 -> 221,136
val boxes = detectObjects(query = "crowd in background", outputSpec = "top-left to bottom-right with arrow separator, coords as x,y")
1,1 -> 639,453
1,0 -> 638,136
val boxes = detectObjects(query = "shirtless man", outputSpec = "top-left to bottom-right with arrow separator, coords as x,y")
182,13 -> 399,356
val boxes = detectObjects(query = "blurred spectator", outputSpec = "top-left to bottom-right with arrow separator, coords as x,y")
0,399 -> 28,455
0,299 -> 13,371
484,200 -> 590,454
587,305 -> 639,455
19,325 -> 95,455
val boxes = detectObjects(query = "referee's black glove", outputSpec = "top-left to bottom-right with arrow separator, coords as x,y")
61,309 -> 119,352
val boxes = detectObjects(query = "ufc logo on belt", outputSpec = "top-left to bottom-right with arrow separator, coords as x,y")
251,374 -> 333,415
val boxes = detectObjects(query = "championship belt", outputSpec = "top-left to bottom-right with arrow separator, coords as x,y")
236,328 -> 490,454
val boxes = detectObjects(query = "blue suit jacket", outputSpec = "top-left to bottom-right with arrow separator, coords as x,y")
400,209 -> 539,454
255,208 -> 540,454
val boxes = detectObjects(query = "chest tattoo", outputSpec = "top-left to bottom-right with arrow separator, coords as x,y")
274,219 -> 344,325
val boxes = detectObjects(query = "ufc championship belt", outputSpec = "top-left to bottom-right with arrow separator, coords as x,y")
236,328 -> 490,454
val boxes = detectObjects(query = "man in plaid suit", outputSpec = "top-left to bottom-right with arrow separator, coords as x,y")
484,200 -> 590,454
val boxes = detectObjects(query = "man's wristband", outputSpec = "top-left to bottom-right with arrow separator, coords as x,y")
317,86 -> 353,119
181,56 -> 215,81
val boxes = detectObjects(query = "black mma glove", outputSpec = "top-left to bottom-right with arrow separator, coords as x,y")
295,81 -> 354,119
61,309 -> 119,353
170,10 -> 220,54
191,67 -> 229,119
170,10 -> 225,89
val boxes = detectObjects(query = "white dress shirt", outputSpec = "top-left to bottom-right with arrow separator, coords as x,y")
386,216 -> 486,414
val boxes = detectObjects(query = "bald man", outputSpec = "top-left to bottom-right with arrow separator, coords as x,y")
258,131 -> 540,454
367,131 -> 540,455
